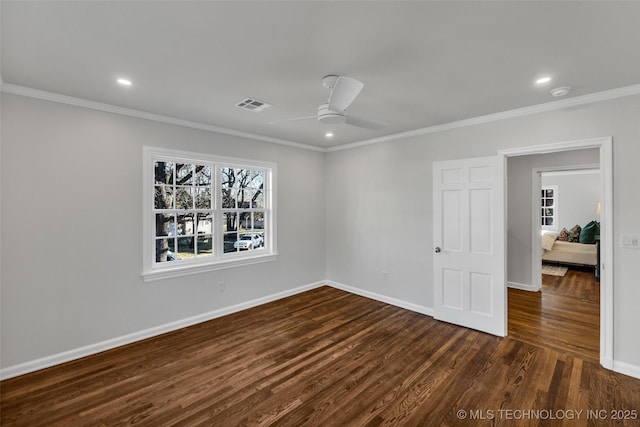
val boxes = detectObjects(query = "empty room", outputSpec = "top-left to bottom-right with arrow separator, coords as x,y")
2,1 -> 640,425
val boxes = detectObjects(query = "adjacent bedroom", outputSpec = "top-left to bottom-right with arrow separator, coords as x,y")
540,169 -> 601,280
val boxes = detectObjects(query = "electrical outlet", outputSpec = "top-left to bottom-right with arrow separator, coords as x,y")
218,281 -> 226,292
381,271 -> 388,281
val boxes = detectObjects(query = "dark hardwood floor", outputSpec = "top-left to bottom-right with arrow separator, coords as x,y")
509,266 -> 600,363
2,278 -> 639,426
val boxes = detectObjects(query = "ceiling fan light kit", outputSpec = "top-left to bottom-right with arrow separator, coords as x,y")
322,74 -> 339,90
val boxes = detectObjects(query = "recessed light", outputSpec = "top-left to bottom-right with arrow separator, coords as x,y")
536,76 -> 552,85
325,132 -> 334,138
117,78 -> 132,86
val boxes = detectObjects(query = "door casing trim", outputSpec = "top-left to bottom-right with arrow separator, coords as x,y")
498,136 -> 613,370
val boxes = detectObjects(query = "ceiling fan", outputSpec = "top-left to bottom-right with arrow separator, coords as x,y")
271,75 -> 386,130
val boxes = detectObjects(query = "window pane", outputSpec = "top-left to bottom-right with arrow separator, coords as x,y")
254,211 -> 265,231
241,233 -> 255,251
197,212 -> 212,234
155,185 -> 174,209
235,168 -> 249,188
239,212 -> 252,232
195,187 -> 211,209
545,208 -> 554,216
237,188 -> 251,209
545,199 -> 553,207
155,161 -> 174,185
176,163 -> 194,185
223,212 -> 238,233
177,237 -> 195,259
155,238 -> 175,262
194,165 -> 211,186
155,214 -> 175,237
250,170 -> 264,189
177,213 -> 195,236
545,218 -> 554,226
222,167 -> 235,189
545,189 -> 554,197
224,232 -> 238,253
252,191 -> 264,209
197,235 -> 213,256
222,188 -> 236,208
176,187 -> 194,209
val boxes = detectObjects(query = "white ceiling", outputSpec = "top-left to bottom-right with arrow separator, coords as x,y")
2,1 -> 640,149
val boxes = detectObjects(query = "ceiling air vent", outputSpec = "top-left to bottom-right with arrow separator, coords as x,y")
236,98 -> 272,112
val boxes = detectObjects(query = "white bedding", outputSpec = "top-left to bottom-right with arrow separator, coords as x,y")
542,240 -> 597,266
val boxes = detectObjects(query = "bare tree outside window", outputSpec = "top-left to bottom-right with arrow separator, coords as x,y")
154,162 -> 212,262
222,167 -> 265,253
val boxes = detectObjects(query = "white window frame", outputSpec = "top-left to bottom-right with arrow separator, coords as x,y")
541,185 -> 558,231
142,146 -> 277,282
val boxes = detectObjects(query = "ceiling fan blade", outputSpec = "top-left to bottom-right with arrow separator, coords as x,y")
328,76 -> 364,112
268,115 -> 316,124
344,115 -> 386,131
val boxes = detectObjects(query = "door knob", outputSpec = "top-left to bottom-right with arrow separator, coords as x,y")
434,247 -> 441,253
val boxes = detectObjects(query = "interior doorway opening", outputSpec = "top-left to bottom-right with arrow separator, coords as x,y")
499,137 -> 612,369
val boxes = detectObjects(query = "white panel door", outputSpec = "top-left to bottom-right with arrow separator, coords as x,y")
433,156 -> 506,336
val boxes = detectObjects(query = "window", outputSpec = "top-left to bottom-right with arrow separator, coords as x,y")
143,147 -> 276,281
540,185 -> 558,230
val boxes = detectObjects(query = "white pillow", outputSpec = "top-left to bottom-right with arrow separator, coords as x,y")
541,232 -> 559,251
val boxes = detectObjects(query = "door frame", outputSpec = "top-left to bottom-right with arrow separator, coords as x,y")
498,136 -> 613,369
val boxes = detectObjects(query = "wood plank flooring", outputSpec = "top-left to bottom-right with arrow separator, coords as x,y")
2,279 -> 639,426
509,266 -> 600,363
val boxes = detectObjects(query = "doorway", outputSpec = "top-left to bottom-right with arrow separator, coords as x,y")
499,137 -> 613,369
533,165 -> 601,291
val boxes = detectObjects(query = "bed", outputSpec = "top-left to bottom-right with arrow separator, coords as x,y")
541,228 -> 598,267
541,240 -> 597,266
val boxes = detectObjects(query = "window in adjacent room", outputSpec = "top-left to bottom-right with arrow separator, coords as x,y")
541,185 -> 558,230
143,147 -> 277,281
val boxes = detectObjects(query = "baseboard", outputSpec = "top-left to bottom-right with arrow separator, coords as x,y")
327,280 -> 434,316
0,280 -> 326,380
507,281 -> 538,291
6,279 -> 632,381
613,360 -> 640,380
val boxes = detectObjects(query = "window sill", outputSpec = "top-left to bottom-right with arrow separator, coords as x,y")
142,252 -> 278,282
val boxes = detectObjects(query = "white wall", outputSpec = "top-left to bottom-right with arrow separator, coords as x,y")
0,93 -> 326,371
3,91 -> 640,377
326,94 -> 640,371
541,170 -> 600,231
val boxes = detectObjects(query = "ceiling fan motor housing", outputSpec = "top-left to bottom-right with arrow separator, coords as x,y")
317,103 -> 346,124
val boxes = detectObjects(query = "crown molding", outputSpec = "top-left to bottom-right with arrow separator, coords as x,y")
326,83 -> 640,152
3,81 -> 639,154
0,82 -> 326,153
